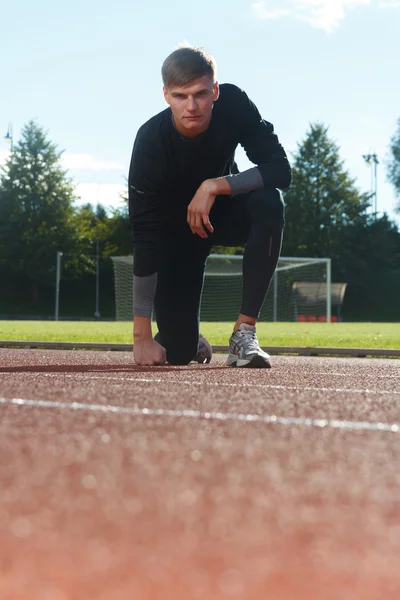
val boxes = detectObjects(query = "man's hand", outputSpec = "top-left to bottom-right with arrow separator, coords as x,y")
133,316 -> 166,365
133,337 -> 167,366
187,178 -> 231,238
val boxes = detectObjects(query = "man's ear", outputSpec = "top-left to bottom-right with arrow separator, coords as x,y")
213,81 -> 220,102
163,86 -> 170,105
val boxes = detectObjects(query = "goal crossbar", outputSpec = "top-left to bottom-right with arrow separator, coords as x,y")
110,254 -> 332,323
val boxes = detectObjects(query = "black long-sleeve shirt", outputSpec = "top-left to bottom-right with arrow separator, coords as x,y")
128,83 -> 291,277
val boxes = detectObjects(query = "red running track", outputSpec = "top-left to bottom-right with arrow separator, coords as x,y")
0,348 -> 400,600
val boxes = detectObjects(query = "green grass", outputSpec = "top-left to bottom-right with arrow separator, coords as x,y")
0,321 -> 399,349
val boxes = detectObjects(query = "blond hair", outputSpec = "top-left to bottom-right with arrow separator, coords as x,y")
161,44 -> 217,88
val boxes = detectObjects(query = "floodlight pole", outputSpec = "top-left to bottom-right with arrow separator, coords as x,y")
95,238 -> 100,319
362,152 -> 379,219
55,251 -> 63,321
373,156 -> 378,217
94,206 -> 101,319
326,259 -> 331,323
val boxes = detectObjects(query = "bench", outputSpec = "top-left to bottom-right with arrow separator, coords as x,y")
292,282 -> 347,322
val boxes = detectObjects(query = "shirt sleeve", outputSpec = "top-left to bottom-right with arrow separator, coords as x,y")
132,272 -> 157,318
128,130 -> 165,277
224,166 -> 264,196
234,87 -> 292,190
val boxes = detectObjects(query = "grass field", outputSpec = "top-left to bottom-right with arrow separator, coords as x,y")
0,321 -> 399,349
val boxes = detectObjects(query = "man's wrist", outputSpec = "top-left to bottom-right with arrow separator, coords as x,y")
133,316 -> 153,340
204,177 -> 232,196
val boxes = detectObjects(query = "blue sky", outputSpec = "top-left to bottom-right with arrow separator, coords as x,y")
1,0 -> 399,226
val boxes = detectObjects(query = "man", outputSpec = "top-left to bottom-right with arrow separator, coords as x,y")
129,45 -> 291,368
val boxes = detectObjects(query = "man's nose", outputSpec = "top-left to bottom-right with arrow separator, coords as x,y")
187,96 -> 198,111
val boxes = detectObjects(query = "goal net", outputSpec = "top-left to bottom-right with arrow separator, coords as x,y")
111,254 -> 331,322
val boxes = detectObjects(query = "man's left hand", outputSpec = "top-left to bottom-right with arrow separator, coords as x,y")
187,180 -> 217,238
187,178 -> 231,238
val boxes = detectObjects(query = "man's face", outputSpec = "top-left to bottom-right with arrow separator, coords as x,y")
163,75 -> 219,138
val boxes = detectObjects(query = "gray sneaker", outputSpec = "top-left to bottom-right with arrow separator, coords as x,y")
227,323 -> 271,368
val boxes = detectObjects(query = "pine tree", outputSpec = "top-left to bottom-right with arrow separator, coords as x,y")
282,122 -> 370,266
0,120 -> 78,305
282,123 -> 400,319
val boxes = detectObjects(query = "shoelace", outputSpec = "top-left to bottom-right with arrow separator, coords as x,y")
236,330 -> 259,352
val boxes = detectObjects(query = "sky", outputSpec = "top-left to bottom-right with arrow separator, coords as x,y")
1,0 -> 399,227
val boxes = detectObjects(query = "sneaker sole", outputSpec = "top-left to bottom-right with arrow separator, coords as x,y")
227,354 -> 272,368
194,336 -> 213,364
194,355 -> 212,364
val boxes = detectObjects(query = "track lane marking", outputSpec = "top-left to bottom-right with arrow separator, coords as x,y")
30,372 -> 400,395
1,372 -> 399,394
0,396 -> 399,433
315,372 -> 400,379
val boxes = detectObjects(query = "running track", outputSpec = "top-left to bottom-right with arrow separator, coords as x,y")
1,348 -> 400,599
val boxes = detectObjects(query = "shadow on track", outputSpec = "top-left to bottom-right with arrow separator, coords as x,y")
0,364 -> 225,374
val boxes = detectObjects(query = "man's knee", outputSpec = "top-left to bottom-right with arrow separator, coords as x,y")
166,345 -> 197,365
154,331 -> 197,366
249,188 -> 284,228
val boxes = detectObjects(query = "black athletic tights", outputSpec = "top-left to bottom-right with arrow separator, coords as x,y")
154,187 -> 284,365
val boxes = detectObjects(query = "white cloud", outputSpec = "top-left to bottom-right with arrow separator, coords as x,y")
251,0 -> 371,33
251,3 -> 290,19
1,150 -> 124,172
0,152 -> 125,209
62,153 -> 124,171
74,183 -> 127,208
378,0 -> 400,7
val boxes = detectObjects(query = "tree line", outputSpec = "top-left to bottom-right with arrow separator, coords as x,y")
0,120 -> 399,320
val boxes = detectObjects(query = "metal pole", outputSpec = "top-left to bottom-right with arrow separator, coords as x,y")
374,157 -> 378,217
94,239 -> 100,318
55,251 -> 63,321
326,259 -> 331,323
362,152 -> 378,219
272,271 -> 278,322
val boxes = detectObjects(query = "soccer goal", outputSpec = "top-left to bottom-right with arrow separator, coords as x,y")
111,254 -> 332,322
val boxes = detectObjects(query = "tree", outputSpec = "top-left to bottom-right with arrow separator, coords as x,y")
73,203 -> 109,255
0,120 -> 78,305
101,186 -> 132,257
282,122 -> 371,269
387,117 -> 400,213
282,123 -> 400,320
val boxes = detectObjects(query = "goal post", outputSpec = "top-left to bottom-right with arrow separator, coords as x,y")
53,251 -> 113,320
202,255 -> 332,322
272,257 -> 332,323
111,254 -> 332,322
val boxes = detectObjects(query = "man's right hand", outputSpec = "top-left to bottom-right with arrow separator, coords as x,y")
133,337 -> 167,366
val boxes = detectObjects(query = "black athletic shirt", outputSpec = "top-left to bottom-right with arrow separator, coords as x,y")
128,83 -> 291,277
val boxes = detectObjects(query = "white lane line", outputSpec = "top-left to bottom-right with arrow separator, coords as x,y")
1,372 -> 398,395
0,396 -> 399,433
32,372 -> 400,396
315,372 -> 400,379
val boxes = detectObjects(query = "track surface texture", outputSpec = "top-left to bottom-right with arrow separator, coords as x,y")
1,348 -> 400,600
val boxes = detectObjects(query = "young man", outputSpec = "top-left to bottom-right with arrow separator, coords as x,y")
129,45 -> 291,368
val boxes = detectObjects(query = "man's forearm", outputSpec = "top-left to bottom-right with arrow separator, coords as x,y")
205,168 -> 265,197
224,167 -> 264,196
132,272 -> 157,316
204,177 -> 232,196
134,316 -> 153,340
132,272 -> 157,341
